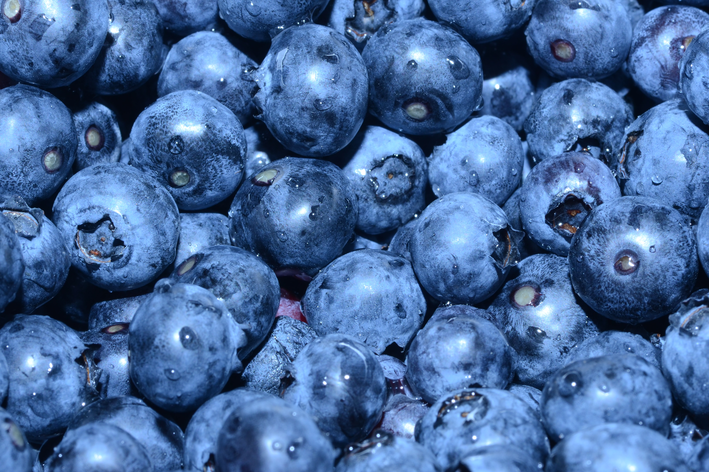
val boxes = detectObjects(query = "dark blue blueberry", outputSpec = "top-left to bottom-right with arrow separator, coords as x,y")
545,423 -> 688,472
87,293 -> 151,329
125,90 -> 247,210
699,203 -> 709,273
0,0 -> 108,87
616,99 -> 709,222
79,322 -> 134,398
502,188 -> 542,259
541,354 -> 673,442
379,395 -> 429,440
253,24 -> 368,157
456,445 -> 541,472
429,115 -> 523,206
302,249 -> 426,354
52,163 -> 180,292
486,254 -> 600,388
81,0 -> 166,95
568,196 -> 698,324
72,102 -> 122,171
519,152 -> 621,256
0,408 -> 32,472
282,333 -> 388,448
174,213 -> 230,266
691,434 -> 709,472
386,215 -> 418,262
228,157 -> 358,276
152,0 -> 218,35
409,192 -> 521,304
429,0 -> 535,44
0,212 -> 23,313
243,123 -> 287,177
565,330 -> 661,369
241,316 -> 317,396
129,280 -> 246,412
68,395 -> 184,471
341,126 -> 427,235
525,0 -> 632,79
337,431 -> 440,472
405,305 -> 515,404
628,5 -> 709,102
0,85 -> 77,205
218,0 -> 329,41
170,244 -> 280,359
158,31 -> 258,125
681,29 -> 709,125
524,79 -> 634,165
0,315 -> 98,444
508,384 -> 543,417
362,18 -> 483,135
416,387 -> 550,471
184,388 -> 273,471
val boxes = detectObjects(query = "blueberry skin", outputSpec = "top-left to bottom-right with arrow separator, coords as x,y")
616,99 -> 709,222
241,316 -> 318,396
152,0 -> 218,36
87,293 -> 151,329
565,330 -> 661,369
379,395 -> 429,439
409,192 -> 521,304
541,354 -> 673,442
336,431 -> 441,472
184,388 -> 272,471
429,115 -> 523,206
80,323 -> 134,398
670,408 -> 708,464
502,187 -> 542,259
680,30 -> 709,125
81,0 -> 166,95
545,423 -> 688,472
479,53 -> 536,132
217,0 -> 329,42
243,123 -> 287,177
170,245 -> 280,359
174,213 -> 230,266
216,396 -> 336,472
405,305 -> 515,404
69,395 -> 184,471
416,387 -> 550,471
129,280 -> 246,412
508,384 -> 543,417
0,212 -> 23,312
0,408 -> 32,472
126,90 -> 247,211
363,18 -> 483,136
525,0 -> 632,80
158,31 -> 258,125
228,157 -> 358,276
44,422 -> 151,472
0,315 -> 98,444
519,152 -> 621,256
303,249 -> 426,354
429,0 -> 535,44
0,0 -> 108,87
341,126 -> 427,235
691,434 -> 709,472
282,333 -> 388,448
628,5 -> 709,102
457,445 -> 542,472
253,24 -> 368,157
698,204 -> 709,273
486,254 -> 600,389
387,215 -> 418,262
72,102 -> 122,171
524,79 -> 634,165
568,196 -> 698,324
0,85 -> 77,205
52,163 -> 180,292
661,289 -> 709,425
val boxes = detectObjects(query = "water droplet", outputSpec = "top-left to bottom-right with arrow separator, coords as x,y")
559,371 -> 583,397
574,161 -> 585,173
635,182 -> 644,195
245,1 -> 261,16
406,59 -> 417,70
272,441 -> 282,451
277,231 -> 288,242
649,245 -> 656,253
164,368 -> 181,380
520,196 -> 526,202
179,327 -> 199,350
169,136 -> 184,155
314,98 -> 333,111
599,384 -> 610,393
651,175 -> 663,185
576,255 -> 583,262
322,53 -> 339,64
610,48 -> 618,58
446,55 -> 470,80
690,200 -> 701,209
511,168 -> 518,176
468,171 -> 479,187
685,61 -> 694,78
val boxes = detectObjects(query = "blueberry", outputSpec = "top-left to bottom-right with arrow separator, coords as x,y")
87,293 -> 151,329
0,0 -> 109,87
243,123 -> 286,177
0,212 -> 23,313
0,84 -> 77,205
379,395 -> 429,440
628,5 -> 709,102
429,115 -> 523,205
0,408 -> 32,472
253,24 -> 368,157
565,330 -> 661,369
568,196 -> 698,324
457,445 -> 542,472
152,0 -> 218,36
302,249 -> 426,354
72,102 -> 122,171
386,214 -> 419,262
158,31 -> 258,125
216,396 -> 336,472
228,157 -> 358,276
524,78 -> 634,165
52,163 -> 180,291
363,18 -> 483,135
409,192 -> 522,304
174,213 -> 230,266
79,322 -> 134,398
525,0 -> 633,79
691,434 -> 709,472
670,408 -> 708,464
508,383 -> 543,417
698,204 -> 709,273
680,29 -> 709,125
170,244 -> 280,359
125,90 -> 247,211
341,125 -> 428,235
128,280 -> 246,412
282,333 -> 388,448
337,431 -> 440,472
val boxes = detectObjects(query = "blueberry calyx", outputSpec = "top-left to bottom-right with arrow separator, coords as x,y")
2,418 -> 25,451
613,249 -> 640,276
511,283 -> 543,308
545,194 -> 594,240
368,154 -> 415,203
252,168 -> 279,186
433,390 -> 489,429
550,39 -> 576,63
42,147 -> 63,173
85,125 -> 105,151
169,168 -> 190,188
3,0 -> 21,23
75,215 -> 126,266
402,98 -> 432,122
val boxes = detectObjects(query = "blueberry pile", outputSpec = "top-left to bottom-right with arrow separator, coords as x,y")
5,0 -> 709,471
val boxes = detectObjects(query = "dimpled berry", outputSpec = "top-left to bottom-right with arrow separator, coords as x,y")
0,213 -> 23,312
